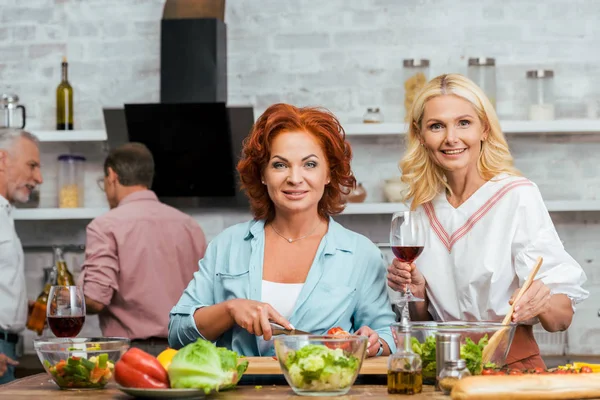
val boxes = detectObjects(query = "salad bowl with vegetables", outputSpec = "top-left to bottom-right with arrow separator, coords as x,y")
397,322 -> 517,384
34,337 -> 130,389
274,334 -> 368,396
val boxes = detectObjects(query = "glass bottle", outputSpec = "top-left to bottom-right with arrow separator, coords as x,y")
403,59 -> 430,121
467,57 -> 497,108
56,56 -> 74,130
527,69 -> 555,121
54,246 -> 75,286
26,266 -> 57,335
438,359 -> 471,395
388,324 -> 423,395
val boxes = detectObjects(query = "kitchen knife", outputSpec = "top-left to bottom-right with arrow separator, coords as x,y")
270,322 -> 311,336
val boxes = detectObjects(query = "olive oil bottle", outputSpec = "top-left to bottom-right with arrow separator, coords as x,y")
56,56 -> 73,130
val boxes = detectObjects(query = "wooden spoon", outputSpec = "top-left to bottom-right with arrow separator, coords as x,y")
481,256 -> 543,365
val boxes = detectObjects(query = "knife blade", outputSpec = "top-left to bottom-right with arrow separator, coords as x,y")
270,322 -> 311,336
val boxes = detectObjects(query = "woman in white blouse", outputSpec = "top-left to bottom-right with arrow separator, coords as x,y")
387,73 -> 588,369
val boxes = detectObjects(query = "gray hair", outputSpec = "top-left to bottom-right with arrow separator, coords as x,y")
0,128 -> 39,153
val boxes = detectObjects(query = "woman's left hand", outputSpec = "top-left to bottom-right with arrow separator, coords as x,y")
509,280 -> 552,323
355,326 -> 382,358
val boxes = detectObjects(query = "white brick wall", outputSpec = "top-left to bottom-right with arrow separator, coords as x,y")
3,0 -> 600,355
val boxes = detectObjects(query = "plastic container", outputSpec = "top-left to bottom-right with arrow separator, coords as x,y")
438,359 -> 471,395
403,59 -> 430,121
57,154 -> 86,208
467,58 -> 497,108
527,69 -> 555,120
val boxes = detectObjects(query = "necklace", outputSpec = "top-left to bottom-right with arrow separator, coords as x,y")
271,222 -> 321,243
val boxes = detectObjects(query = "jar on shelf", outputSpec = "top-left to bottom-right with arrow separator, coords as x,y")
388,324 -> 423,395
438,359 -> 471,395
363,107 -> 383,123
527,69 -> 555,121
467,57 -> 497,108
57,154 -> 86,208
403,59 -> 430,121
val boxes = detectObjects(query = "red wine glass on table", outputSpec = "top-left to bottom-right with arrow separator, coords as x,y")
47,286 -> 85,337
390,211 -> 425,323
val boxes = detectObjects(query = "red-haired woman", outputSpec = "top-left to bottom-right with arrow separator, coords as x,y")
169,103 -> 396,357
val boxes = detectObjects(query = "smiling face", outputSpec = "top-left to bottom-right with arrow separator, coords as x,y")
262,130 -> 331,216
4,137 -> 43,203
420,94 -> 487,174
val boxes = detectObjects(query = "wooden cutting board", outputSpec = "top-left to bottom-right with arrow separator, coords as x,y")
244,356 -> 388,375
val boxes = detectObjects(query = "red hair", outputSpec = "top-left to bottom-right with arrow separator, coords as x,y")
237,103 -> 355,221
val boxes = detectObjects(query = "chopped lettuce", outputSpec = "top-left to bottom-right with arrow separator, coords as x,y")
283,344 -> 360,391
168,339 -> 248,394
411,334 -> 490,377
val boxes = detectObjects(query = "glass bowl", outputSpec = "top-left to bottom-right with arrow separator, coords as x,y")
34,337 -> 130,389
393,322 -> 517,384
274,335 -> 368,396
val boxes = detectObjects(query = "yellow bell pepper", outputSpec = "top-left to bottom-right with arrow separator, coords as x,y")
157,348 -> 178,371
573,362 -> 600,373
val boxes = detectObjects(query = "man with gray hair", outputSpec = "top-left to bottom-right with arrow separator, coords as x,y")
0,128 -> 43,384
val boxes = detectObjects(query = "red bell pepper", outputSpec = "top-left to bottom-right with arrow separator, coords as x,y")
114,348 -> 169,389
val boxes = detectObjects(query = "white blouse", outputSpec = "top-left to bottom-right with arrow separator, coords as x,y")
414,174 -> 588,322
258,280 -> 304,355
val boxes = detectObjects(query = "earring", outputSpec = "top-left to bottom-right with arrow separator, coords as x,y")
261,180 -> 265,184
420,142 -> 425,147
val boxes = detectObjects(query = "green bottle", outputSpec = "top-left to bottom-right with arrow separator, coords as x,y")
56,56 -> 73,130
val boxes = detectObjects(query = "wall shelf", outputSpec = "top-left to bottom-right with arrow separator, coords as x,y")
341,200 -> 600,215
13,207 -> 108,220
344,119 -> 600,136
34,130 -> 107,142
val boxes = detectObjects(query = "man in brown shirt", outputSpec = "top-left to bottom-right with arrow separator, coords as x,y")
80,143 -> 206,356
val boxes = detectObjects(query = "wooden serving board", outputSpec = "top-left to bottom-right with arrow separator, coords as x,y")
244,356 -> 388,375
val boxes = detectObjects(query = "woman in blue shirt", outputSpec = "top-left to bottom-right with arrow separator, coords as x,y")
169,103 -> 396,357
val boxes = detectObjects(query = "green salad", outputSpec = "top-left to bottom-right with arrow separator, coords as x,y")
283,344 -> 360,391
411,334 -> 494,381
44,353 -> 114,389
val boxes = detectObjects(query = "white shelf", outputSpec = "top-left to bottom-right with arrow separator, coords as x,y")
13,207 -> 108,220
341,201 -> 600,215
34,130 -> 107,142
344,119 -> 600,136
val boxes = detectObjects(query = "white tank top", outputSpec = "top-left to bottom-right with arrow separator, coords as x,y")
258,280 -> 304,355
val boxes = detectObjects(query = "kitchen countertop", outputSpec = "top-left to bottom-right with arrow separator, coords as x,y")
0,373 -> 447,399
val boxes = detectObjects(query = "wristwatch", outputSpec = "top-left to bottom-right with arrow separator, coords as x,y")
376,338 -> 385,356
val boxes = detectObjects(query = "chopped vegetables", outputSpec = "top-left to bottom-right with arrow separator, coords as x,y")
45,353 -> 114,388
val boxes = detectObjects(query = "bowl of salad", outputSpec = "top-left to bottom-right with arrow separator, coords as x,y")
274,334 -> 368,396
34,337 -> 130,389
397,322 -> 517,384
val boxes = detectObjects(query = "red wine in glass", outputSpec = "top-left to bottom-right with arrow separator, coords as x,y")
391,246 -> 424,263
48,316 -> 85,338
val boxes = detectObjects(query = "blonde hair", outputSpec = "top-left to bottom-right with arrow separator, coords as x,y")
399,73 -> 520,210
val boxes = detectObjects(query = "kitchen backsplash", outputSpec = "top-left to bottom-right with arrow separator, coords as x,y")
4,0 -> 600,355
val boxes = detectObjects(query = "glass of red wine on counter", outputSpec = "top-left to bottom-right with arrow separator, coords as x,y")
47,285 -> 85,337
390,211 -> 425,323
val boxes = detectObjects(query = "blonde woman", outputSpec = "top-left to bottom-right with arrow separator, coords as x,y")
387,74 -> 588,369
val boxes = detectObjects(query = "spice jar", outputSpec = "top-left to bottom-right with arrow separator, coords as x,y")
57,154 -> 86,208
527,69 -> 555,120
467,57 -> 497,108
363,107 -> 383,123
438,359 -> 471,395
388,324 -> 423,395
403,59 -> 429,121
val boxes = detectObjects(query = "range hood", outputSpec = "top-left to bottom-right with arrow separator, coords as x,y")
105,0 -> 253,207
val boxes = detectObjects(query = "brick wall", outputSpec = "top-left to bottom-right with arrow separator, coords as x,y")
2,0 -> 599,355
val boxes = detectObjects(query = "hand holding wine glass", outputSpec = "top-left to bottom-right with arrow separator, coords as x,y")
47,286 -> 86,338
389,211 -> 426,303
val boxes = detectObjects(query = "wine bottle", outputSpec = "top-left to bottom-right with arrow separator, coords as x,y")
56,56 -> 73,130
26,267 -> 57,335
54,246 -> 75,285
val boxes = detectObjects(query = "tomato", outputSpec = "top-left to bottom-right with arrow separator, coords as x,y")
325,327 -> 352,351
482,368 -> 495,375
553,369 -> 567,374
327,327 -> 350,336
580,366 -> 593,373
533,367 -> 545,374
509,369 -> 523,375
114,348 -> 169,389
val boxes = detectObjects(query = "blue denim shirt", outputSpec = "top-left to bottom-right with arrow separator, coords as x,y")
168,217 -> 396,356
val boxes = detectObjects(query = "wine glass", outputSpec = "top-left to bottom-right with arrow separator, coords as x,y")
390,211 -> 426,323
47,286 -> 86,338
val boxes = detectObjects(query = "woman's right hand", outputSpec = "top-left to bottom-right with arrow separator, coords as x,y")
387,258 -> 426,294
226,299 -> 293,341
